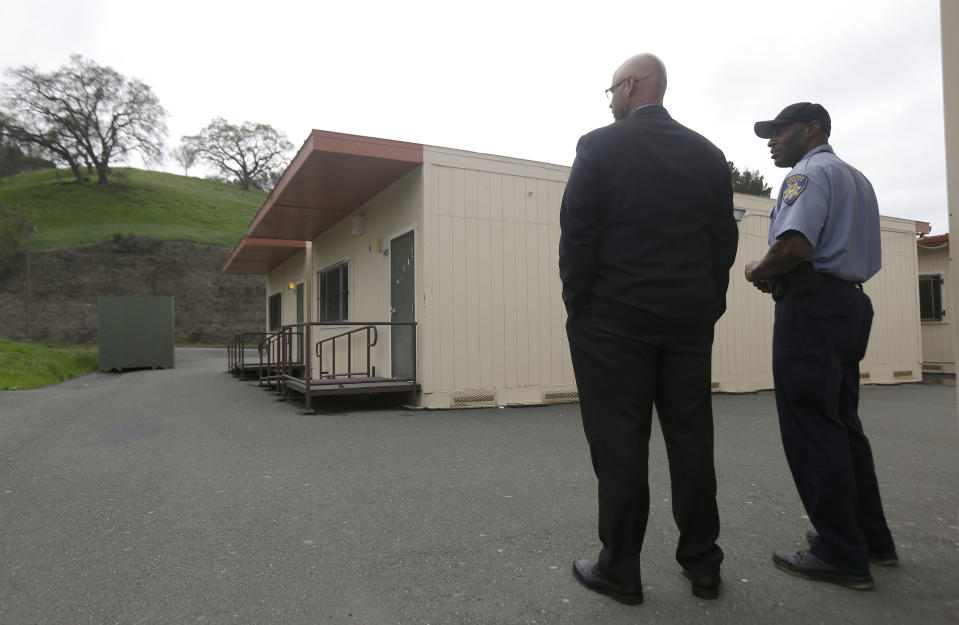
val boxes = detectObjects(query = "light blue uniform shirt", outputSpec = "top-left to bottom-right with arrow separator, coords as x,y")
768,144 -> 881,282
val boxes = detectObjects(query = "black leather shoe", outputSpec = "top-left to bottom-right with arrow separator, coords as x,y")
805,529 -> 898,566
572,559 -> 644,605
681,567 -> 720,599
773,550 -> 874,590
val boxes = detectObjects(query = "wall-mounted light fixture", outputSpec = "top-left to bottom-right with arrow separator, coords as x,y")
288,281 -> 296,291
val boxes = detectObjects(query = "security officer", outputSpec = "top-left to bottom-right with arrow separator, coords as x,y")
745,102 -> 897,590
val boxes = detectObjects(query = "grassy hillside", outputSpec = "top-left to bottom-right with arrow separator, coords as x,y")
0,167 -> 266,249
0,167 -> 267,346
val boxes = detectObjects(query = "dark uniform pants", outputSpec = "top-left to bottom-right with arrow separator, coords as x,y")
773,281 -> 894,570
566,305 -> 723,591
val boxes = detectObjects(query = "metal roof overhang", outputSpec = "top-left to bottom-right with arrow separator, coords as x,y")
223,130 -> 424,274
222,237 -> 307,274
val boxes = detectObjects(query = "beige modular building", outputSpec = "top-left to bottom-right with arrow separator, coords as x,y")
917,233 -> 955,374
224,130 -> 923,408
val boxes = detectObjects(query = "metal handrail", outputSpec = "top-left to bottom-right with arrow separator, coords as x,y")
314,325 -> 378,380
228,331 -> 268,375
259,331 -> 286,387
271,321 -> 418,412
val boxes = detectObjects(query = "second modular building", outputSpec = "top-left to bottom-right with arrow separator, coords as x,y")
224,130 -> 923,408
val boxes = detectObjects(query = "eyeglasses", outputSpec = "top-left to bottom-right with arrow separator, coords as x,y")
605,77 -> 631,101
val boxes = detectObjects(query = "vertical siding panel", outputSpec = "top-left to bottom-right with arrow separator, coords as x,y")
525,179 -> 541,386
439,214 -> 455,393
514,177 -> 530,387
465,170 -> 478,220
477,171 -> 491,219
537,178 -> 549,227
420,165 -> 432,391
501,172 -> 516,222
523,179 -> 540,386
479,217 -> 494,389
535,179 -> 551,385
465,217 -> 480,388
434,168 -> 452,392
503,216 -> 518,388
476,171 -> 494,389
451,168 -> 465,219
490,173 -> 503,222
436,166 -> 451,216
453,195 -> 469,390
490,174 -> 506,389
539,223 -> 553,384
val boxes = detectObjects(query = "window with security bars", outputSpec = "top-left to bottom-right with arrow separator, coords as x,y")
317,261 -> 349,322
268,292 -> 282,331
918,274 -> 944,321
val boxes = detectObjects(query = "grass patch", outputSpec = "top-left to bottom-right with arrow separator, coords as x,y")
0,338 -> 98,390
0,167 -> 265,250
35,224 -> 244,248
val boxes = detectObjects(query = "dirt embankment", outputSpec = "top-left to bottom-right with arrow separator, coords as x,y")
0,238 -> 264,344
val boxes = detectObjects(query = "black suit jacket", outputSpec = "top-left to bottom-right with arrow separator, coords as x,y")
559,105 -> 738,333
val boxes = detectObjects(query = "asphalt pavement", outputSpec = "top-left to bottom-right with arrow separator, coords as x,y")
1,348 -> 957,625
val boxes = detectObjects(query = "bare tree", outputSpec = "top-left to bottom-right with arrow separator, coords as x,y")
0,119 -> 55,177
171,143 -> 198,176
0,109 -> 86,182
0,55 -> 167,185
182,118 -> 293,191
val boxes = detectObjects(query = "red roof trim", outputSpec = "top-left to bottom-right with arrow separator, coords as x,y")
222,236 -> 307,274
918,233 -> 949,249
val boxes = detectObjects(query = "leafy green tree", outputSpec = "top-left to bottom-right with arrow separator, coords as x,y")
0,55 -> 167,185
183,118 -> 293,191
728,161 -> 771,197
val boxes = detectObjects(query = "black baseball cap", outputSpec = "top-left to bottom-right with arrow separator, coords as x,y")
754,102 -> 831,139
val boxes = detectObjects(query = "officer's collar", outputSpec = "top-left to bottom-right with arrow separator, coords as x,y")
800,144 -> 834,161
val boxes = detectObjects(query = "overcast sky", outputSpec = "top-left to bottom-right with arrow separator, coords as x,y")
0,0 -> 948,233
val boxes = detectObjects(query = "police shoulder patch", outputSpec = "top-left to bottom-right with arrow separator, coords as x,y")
782,174 -> 809,206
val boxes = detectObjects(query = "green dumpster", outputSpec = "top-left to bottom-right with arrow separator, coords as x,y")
97,295 -> 175,372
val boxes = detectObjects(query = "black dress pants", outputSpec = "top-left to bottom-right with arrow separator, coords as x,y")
566,304 -> 723,590
773,281 -> 894,570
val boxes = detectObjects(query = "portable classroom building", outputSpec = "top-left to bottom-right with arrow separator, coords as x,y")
917,234 -> 955,374
223,130 -> 922,408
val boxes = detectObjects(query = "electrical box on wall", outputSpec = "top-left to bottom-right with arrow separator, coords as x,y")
351,215 -> 365,236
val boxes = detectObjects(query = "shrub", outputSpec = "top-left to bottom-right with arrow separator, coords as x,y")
111,232 -> 164,254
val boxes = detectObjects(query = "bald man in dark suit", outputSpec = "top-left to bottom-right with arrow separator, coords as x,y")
560,53 -> 739,605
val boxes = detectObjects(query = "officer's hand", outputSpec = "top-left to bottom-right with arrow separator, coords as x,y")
744,261 -> 761,283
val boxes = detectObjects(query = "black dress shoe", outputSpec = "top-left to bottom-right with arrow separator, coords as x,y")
773,550 -> 874,590
681,567 -> 720,599
805,529 -> 898,566
572,559 -> 644,605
